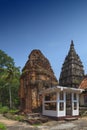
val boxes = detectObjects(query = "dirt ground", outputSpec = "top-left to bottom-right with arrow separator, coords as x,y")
0,114 -> 87,130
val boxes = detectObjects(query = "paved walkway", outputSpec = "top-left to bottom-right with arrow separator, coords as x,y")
0,114 -> 87,130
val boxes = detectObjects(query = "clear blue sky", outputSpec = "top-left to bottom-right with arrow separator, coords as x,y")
0,0 -> 87,79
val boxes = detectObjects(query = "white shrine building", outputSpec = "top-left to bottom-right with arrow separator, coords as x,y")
41,86 -> 83,119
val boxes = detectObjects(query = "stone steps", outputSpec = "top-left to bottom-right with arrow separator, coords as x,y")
64,117 -> 78,121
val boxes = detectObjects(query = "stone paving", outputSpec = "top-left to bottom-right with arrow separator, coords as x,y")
42,119 -> 87,130
0,114 -> 87,130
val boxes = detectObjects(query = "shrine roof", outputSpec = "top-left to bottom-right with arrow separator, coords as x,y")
40,86 -> 83,94
79,78 -> 87,89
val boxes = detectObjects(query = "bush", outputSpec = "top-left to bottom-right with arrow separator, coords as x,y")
4,113 -> 25,121
0,106 -> 9,114
79,109 -> 87,117
82,111 -> 87,116
0,123 -> 6,130
8,109 -> 19,115
14,115 -> 25,121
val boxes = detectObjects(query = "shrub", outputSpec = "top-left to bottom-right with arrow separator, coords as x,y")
0,106 -> 9,114
8,109 -> 19,115
0,123 -> 6,130
79,109 -> 87,117
82,111 -> 87,116
14,115 -> 25,121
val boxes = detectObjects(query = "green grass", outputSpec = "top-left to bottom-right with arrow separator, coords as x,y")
33,123 -> 41,127
0,123 -> 6,130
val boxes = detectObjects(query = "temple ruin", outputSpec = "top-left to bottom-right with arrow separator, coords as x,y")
19,50 -> 58,113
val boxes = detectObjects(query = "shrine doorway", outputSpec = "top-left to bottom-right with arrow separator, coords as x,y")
66,93 -> 72,116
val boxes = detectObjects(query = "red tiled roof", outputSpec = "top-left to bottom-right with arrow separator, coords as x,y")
79,78 -> 87,89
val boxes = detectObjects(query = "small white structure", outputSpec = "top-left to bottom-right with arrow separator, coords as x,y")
41,86 -> 83,118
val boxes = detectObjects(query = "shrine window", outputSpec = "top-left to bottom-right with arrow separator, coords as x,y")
45,92 -> 57,101
45,102 -> 57,110
74,93 -> 77,100
84,95 -> 87,104
44,92 -> 57,111
59,102 -> 64,111
74,102 -> 77,110
60,92 -> 64,100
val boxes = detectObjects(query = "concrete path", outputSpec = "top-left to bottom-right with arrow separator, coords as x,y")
0,114 -> 87,130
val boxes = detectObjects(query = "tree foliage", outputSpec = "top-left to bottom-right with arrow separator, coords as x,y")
0,50 -> 20,108
0,50 -> 14,68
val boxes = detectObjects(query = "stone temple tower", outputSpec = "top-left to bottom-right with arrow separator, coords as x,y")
19,49 -> 58,113
59,40 -> 84,88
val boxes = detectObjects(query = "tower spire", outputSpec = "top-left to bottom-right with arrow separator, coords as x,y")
59,41 -> 84,88
71,40 -> 74,46
70,40 -> 74,51
68,40 -> 76,56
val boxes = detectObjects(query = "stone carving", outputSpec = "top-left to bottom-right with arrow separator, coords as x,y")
19,49 -> 58,113
59,40 -> 84,88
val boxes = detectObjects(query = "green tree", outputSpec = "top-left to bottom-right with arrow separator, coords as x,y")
5,64 -> 20,108
0,50 -> 14,68
0,50 -> 20,108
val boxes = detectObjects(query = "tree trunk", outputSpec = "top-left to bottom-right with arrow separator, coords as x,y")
9,85 -> 12,108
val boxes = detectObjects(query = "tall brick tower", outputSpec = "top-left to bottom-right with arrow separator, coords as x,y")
19,49 -> 58,113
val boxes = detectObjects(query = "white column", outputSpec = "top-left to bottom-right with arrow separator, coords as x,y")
57,92 -> 59,117
77,94 -> 79,115
72,93 -> 74,116
64,92 -> 66,116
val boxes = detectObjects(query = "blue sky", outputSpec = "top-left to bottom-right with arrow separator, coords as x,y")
0,0 -> 87,79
